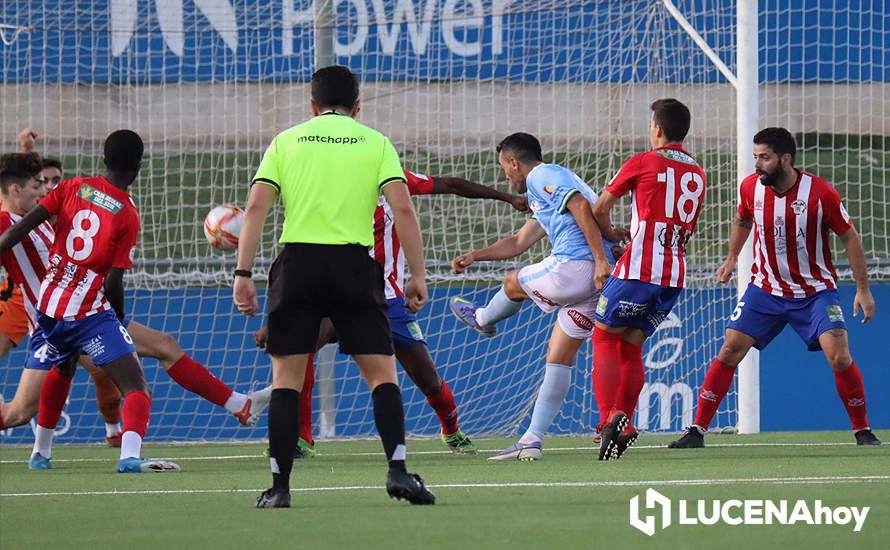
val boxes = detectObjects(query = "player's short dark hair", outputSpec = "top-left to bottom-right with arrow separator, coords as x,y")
42,157 -> 63,171
103,129 -> 144,173
753,127 -> 797,161
650,98 -> 691,142
0,152 -> 43,193
496,132 -> 543,164
311,65 -> 360,111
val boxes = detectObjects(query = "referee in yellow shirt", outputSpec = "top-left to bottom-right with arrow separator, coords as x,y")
234,66 -> 435,508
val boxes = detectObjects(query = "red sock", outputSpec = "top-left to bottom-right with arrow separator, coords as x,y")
693,358 -> 737,429
166,355 -> 233,408
614,340 -> 645,424
299,354 -> 316,445
426,380 -> 459,434
834,361 -> 869,431
617,340 -> 644,431
122,391 -> 151,438
37,367 -> 74,429
90,369 -> 121,423
592,328 -> 623,427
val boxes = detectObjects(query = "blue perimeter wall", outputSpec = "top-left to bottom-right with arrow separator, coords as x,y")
0,283 -> 887,445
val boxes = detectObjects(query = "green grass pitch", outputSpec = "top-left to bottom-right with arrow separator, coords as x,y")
2,431 -> 887,549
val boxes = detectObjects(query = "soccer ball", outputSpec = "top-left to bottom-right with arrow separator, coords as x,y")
203,204 -> 243,250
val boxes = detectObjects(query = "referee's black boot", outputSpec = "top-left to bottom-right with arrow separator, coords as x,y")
256,487 -> 291,508
386,470 -> 436,505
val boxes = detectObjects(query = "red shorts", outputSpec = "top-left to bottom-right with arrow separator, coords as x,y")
0,285 -> 30,346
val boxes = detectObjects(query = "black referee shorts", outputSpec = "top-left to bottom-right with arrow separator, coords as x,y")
265,243 -> 394,356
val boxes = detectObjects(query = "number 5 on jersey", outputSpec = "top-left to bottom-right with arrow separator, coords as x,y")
659,167 -> 704,223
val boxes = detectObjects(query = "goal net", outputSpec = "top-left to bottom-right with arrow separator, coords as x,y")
0,0 -> 886,444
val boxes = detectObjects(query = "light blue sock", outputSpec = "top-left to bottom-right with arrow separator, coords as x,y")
476,287 -> 523,326
519,363 -> 572,444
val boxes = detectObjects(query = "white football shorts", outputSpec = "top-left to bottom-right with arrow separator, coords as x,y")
517,255 -> 599,339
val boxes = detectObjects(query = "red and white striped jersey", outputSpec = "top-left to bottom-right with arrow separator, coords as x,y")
739,171 -> 852,298
0,211 -> 54,330
606,145 -> 706,288
373,170 -> 434,299
37,177 -> 140,320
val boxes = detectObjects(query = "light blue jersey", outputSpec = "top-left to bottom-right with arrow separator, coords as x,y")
526,163 -> 602,261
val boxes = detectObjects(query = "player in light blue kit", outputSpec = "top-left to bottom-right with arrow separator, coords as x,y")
450,132 -> 617,460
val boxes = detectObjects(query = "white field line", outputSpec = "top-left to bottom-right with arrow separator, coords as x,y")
0,440 -> 879,464
2,475 -> 889,498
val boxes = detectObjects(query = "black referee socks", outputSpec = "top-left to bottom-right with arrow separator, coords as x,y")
268,388 -> 301,491
372,383 -> 408,473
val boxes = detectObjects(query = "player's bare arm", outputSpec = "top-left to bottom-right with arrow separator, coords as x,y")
382,179 -> 428,312
234,182 -> 276,317
451,219 -> 546,274
18,128 -> 38,153
103,267 -> 127,321
565,192 -> 610,290
839,226 -> 875,323
431,176 -> 529,213
716,215 -> 754,284
590,190 -> 629,243
0,204 -> 50,253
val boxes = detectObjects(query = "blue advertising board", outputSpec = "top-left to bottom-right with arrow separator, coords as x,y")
1,1 -> 886,84
2,284 -> 884,445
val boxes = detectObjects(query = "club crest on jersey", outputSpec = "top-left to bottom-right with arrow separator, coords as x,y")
791,199 -> 807,215
78,184 -> 124,214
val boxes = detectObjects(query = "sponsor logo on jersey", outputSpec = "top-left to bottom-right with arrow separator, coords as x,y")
77,185 -> 124,214
543,184 -> 555,195
826,304 -> 844,323
566,309 -> 593,331
791,199 -> 807,215
754,199 -> 763,211
296,135 -> 367,144
656,148 -> 697,166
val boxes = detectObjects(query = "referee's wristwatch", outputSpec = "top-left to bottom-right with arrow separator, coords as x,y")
233,269 -> 253,279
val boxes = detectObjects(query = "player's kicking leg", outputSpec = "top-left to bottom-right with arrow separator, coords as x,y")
127,320 -> 272,425
489,323 -> 585,461
488,258 -> 598,461
0,367 -> 49,466
450,270 -> 525,337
